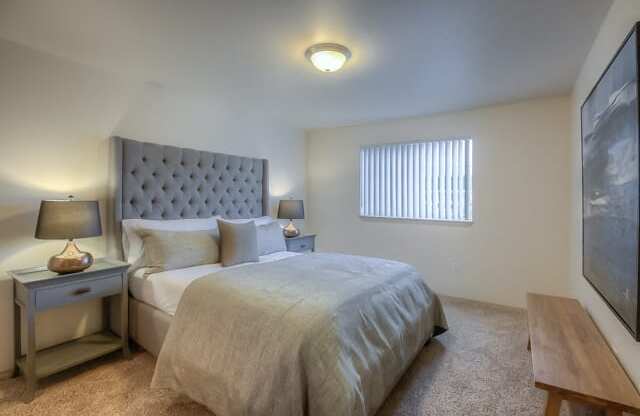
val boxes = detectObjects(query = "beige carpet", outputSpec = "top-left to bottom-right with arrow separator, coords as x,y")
0,297 -> 570,416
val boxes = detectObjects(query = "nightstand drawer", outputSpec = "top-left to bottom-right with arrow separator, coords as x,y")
286,235 -> 315,253
35,275 -> 122,311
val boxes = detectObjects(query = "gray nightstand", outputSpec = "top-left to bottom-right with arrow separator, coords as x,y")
285,234 -> 316,253
10,258 -> 130,401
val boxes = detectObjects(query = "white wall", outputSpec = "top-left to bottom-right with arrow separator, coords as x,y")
570,0 -> 640,387
306,96 -> 571,308
0,38 -> 305,376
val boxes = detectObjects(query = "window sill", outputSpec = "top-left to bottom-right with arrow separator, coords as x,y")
359,215 -> 473,225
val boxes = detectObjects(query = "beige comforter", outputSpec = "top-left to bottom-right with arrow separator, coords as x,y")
151,253 -> 447,416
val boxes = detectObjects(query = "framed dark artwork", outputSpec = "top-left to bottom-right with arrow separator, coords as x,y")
581,22 -> 640,341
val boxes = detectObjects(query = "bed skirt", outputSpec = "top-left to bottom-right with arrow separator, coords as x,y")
110,296 -> 171,357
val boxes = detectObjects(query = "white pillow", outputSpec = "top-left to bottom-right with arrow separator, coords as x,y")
224,216 -> 275,226
122,216 -> 221,265
256,221 -> 286,255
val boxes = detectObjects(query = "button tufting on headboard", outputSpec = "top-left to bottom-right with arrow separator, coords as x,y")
114,137 -> 269,220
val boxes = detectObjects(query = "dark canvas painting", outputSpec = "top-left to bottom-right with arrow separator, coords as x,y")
582,24 -> 640,340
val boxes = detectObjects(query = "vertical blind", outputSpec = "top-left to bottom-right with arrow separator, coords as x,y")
360,139 -> 473,221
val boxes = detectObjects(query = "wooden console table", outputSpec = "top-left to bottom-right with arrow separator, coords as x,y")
527,293 -> 640,416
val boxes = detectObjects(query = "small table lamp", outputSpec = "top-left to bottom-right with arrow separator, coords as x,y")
277,199 -> 304,238
35,197 -> 102,274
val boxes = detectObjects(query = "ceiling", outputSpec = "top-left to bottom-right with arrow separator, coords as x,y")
0,0 -> 611,129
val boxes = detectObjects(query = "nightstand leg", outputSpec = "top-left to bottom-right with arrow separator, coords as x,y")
13,302 -> 21,378
102,297 -> 110,331
24,304 -> 36,402
121,272 -> 130,358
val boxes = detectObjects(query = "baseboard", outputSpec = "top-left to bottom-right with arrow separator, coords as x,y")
0,368 -> 14,380
440,294 -> 526,312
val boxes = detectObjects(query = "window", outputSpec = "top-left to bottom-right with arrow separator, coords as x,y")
360,138 -> 473,221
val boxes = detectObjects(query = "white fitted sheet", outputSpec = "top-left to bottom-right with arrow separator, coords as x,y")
129,251 -> 300,315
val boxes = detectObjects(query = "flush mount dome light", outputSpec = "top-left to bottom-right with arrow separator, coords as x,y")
305,43 -> 351,72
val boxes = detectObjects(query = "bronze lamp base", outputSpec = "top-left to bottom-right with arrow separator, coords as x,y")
283,220 -> 300,238
48,240 -> 94,274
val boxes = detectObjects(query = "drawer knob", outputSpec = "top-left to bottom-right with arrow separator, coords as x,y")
300,244 -> 307,248
72,287 -> 91,296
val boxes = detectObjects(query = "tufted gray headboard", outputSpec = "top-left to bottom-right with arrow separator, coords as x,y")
111,137 -> 269,226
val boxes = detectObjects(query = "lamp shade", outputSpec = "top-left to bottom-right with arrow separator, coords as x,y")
35,200 -> 102,240
277,200 -> 304,220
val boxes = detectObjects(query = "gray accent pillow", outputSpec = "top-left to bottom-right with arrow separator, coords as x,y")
217,219 -> 259,267
138,229 -> 220,275
257,221 -> 286,255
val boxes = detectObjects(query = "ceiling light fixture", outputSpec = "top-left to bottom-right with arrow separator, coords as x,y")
305,43 -> 351,73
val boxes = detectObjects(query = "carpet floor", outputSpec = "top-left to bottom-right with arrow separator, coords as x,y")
0,297 -> 571,416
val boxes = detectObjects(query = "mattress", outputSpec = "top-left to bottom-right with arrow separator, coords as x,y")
128,251 -> 300,315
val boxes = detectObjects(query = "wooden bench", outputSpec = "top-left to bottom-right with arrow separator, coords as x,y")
527,293 -> 640,416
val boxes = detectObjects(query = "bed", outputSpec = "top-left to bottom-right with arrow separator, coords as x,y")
110,137 -> 447,416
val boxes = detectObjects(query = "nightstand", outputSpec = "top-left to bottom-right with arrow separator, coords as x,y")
10,258 -> 130,401
285,234 -> 316,253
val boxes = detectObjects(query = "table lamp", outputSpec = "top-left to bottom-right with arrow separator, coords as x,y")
277,199 -> 304,238
35,196 -> 102,274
